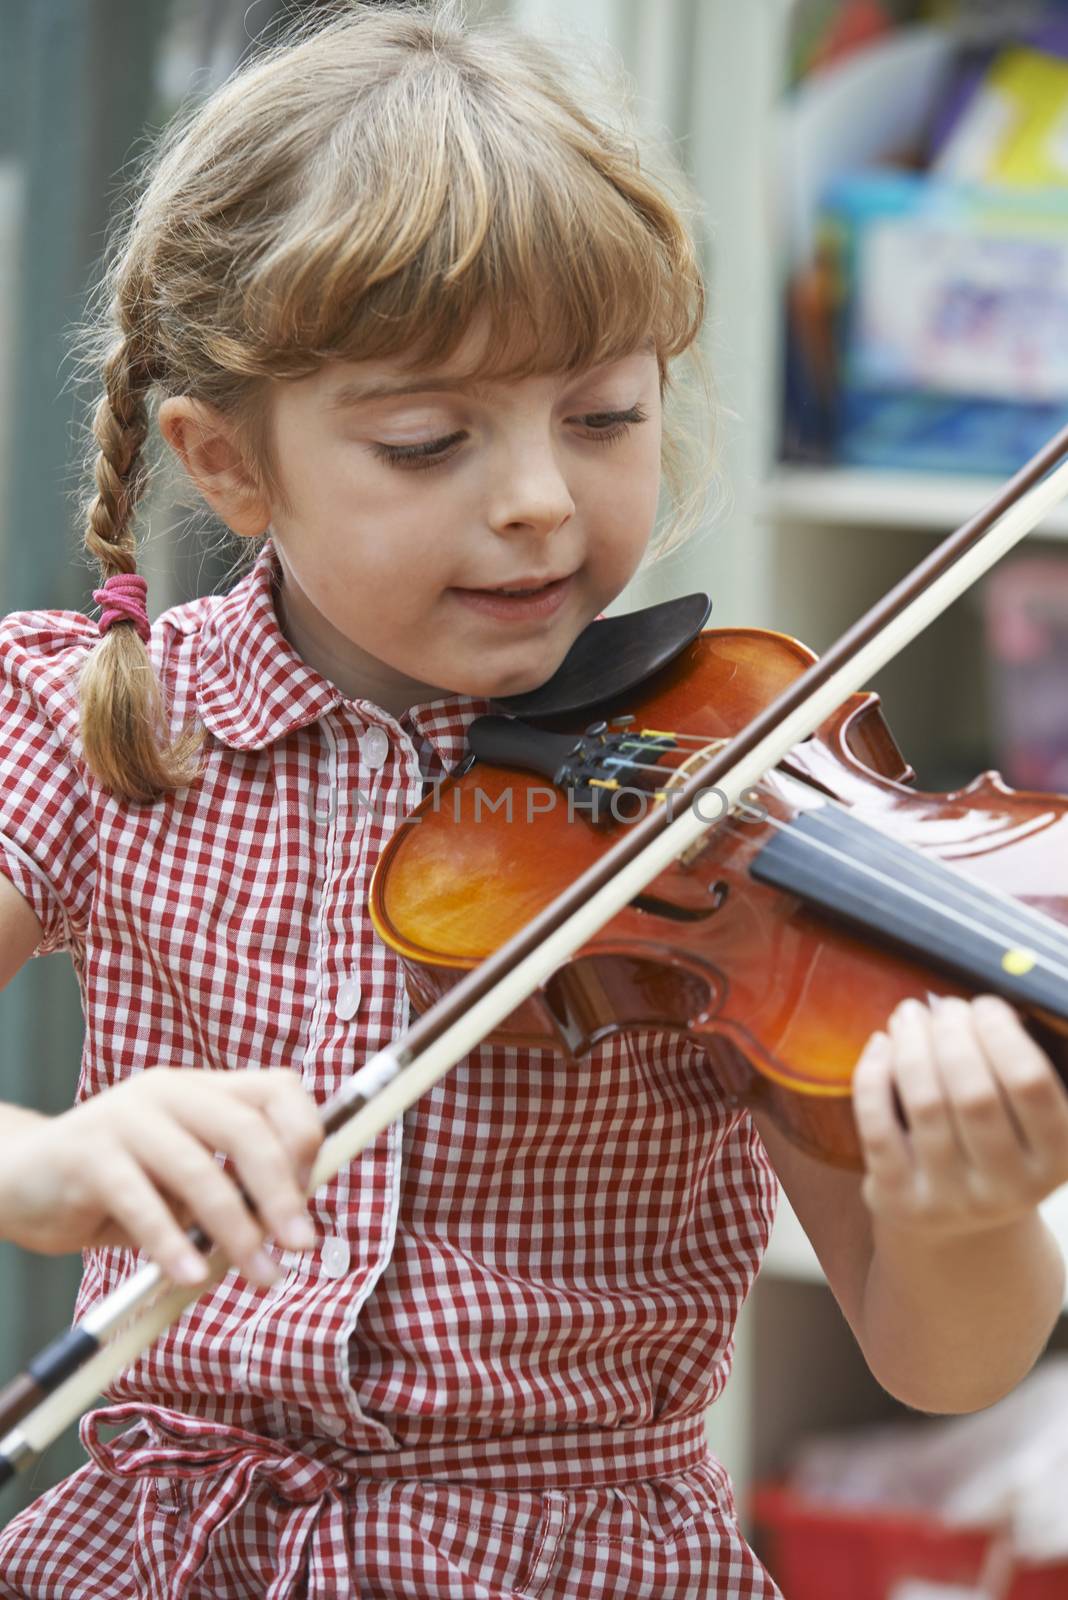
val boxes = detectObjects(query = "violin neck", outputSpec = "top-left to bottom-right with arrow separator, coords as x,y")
750,803 -> 1068,1033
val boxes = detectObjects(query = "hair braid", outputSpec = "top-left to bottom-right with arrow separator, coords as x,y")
77,335 -> 207,803
85,340 -> 153,561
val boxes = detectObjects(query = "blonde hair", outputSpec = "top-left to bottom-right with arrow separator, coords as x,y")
76,0 -> 710,803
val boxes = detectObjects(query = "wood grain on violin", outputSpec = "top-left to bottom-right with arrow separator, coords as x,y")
371,627 -> 1068,1171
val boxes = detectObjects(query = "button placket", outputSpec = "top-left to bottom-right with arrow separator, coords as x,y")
307,711 -> 405,1445
302,716 -> 342,1084
238,731 -> 338,1392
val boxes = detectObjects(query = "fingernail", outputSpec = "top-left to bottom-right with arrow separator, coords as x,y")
279,1215 -> 316,1250
173,1252 -> 208,1284
247,1248 -> 282,1284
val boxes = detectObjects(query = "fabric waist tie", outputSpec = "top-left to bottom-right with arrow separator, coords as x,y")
84,1402 -> 711,1492
347,1412 -> 711,1489
84,1402 -> 344,1600
81,1404 -> 719,1600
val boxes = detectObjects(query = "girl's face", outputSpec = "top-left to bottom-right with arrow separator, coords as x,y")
263,320 -> 663,717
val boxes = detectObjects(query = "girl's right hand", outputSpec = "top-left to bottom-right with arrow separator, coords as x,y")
0,1068 -> 324,1286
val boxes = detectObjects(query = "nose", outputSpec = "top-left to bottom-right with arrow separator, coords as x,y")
484,433 -> 576,539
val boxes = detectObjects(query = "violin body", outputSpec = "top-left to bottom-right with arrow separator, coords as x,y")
370,627 -> 1068,1170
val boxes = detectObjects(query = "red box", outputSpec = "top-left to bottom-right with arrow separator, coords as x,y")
751,1482 -> 1068,1600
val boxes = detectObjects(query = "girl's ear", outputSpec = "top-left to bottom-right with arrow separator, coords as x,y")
157,396 -> 270,537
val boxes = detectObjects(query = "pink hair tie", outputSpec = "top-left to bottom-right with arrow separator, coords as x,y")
92,572 -> 151,645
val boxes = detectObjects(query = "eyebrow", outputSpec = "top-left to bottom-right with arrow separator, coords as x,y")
327,374 -> 492,410
325,338 -> 657,413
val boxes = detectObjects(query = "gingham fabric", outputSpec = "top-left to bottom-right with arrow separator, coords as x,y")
0,536 -> 781,1598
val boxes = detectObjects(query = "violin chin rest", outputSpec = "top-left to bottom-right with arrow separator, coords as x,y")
491,592 -> 712,718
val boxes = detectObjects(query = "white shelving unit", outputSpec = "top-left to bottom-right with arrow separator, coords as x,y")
763,465 -> 1068,537
695,2 -> 1068,1527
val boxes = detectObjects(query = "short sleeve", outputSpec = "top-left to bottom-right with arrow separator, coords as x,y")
0,609 -> 98,958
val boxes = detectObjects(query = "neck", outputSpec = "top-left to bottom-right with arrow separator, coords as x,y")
272,570 -> 449,719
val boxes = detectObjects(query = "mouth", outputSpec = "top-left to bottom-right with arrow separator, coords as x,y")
450,572 -> 575,619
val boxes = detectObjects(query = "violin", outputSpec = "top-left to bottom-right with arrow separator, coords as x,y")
5,420 -> 1068,1482
371,618 -> 1068,1173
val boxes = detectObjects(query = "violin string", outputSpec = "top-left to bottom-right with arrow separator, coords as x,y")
738,796 -> 1068,981
736,763 -> 1068,976
750,801 -> 1068,986
594,736 -> 1068,982
808,791 -> 1068,965
737,767 -> 1068,970
602,738 -> 1065,958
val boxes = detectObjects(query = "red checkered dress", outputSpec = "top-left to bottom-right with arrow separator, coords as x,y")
0,537 -> 782,1597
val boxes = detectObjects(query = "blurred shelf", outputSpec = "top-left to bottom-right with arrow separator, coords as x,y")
764,1185 -> 1068,1311
760,466 -> 1068,537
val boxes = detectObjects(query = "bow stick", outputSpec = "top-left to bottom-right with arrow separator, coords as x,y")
4,420 -> 1068,1485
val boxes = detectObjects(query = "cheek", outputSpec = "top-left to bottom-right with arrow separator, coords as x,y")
593,443 -> 662,555
284,458 -> 455,580
325,539 -> 435,613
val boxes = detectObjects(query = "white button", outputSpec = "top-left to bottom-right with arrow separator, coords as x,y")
335,977 -> 361,1020
320,1235 -> 351,1278
360,726 -> 390,769
318,1414 -> 347,1438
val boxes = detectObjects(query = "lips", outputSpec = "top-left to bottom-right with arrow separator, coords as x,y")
468,575 -> 572,594
450,572 -> 575,620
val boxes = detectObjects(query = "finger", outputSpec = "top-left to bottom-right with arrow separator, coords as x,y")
972,995 -> 1068,1171
852,1030 -> 912,1194
232,1070 -> 324,1194
132,1113 -> 281,1286
928,996 -> 1027,1174
888,998 -> 969,1186
90,1147 -> 210,1285
165,1082 -> 317,1253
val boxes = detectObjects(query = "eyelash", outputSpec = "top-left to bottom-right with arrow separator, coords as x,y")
370,405 -> 650,473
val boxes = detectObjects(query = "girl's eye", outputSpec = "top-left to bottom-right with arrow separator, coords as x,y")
370,404 -> 650,472
370,431 -> 468,472
579,404 -> 649,445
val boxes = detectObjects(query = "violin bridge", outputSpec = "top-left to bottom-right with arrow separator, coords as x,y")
677,836 -> 712,869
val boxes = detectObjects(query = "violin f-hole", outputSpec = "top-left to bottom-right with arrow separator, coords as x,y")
543,953 -> 720,1057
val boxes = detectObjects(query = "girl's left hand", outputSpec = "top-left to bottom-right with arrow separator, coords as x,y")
853,993 -> 1068,1237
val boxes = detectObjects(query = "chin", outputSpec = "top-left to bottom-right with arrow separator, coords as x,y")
442,673 -> 540,702
434,621 -> 587,701
472,657 -> 569,701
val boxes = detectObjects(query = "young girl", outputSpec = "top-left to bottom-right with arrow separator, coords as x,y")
1,3 -> 1067,1595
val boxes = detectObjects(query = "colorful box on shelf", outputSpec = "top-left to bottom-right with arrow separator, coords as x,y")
822,169 -> 1068,476
983,555 -> 1068,793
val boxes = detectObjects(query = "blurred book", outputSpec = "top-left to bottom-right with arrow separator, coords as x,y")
932,44 -> 1068,184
